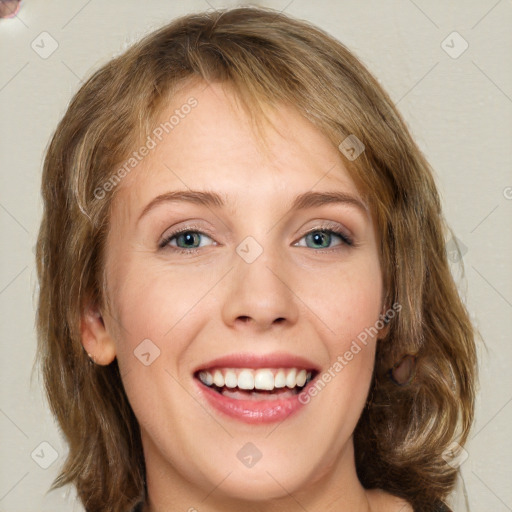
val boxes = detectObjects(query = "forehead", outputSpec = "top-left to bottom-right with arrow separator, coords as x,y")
109,81 -> 362,224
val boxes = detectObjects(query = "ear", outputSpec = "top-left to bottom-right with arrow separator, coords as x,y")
80,304 -> 116,365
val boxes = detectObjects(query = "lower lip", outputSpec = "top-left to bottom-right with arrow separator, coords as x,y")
196,380 -> 310,424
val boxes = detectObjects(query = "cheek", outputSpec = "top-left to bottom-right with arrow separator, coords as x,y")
298,256 -> 383,348
296,254 -> 382,408
107,258 -> 219,362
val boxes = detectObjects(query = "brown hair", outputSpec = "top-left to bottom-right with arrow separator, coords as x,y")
35,6 -> 477,511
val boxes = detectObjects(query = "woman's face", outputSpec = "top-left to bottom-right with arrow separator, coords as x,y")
101,81 -> 384,505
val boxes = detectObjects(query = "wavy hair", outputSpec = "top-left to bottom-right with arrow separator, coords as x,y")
35,6 -> 477,511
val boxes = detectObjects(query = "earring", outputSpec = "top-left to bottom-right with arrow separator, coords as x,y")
87,352 -> 96,364
388,354 -> 416,386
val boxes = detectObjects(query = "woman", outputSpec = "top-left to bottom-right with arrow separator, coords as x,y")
35,7 -> 476,511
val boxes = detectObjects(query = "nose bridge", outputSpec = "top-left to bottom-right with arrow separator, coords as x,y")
221,235 -> 299,330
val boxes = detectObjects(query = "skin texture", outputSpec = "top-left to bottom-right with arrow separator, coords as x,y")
80,81 -> 412,512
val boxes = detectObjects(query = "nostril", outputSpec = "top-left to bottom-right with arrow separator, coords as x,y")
235,316 -> 286,325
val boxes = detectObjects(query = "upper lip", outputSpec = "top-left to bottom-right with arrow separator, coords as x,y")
193,352 -> 320,373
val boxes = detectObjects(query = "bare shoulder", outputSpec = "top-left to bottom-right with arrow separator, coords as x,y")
366,488 -> 414,512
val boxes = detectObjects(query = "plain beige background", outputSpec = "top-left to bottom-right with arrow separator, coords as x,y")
1,0 -> 511,511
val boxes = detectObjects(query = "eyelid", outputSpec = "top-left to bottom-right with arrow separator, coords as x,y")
293,219 -> 354,246
298,220 -> 352,240
158,223 -> 217,249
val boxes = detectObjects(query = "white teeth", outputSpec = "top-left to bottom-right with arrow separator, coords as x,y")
296,369 -> 307,387
237,369 -> 255,390
254,369 -> 274,390
224,369 -> 238,388
199,371 -> 213,386
285,368 -> 297,388
213,370 -> 224,388
274,370 -> 286,388
197,367 -> 313,391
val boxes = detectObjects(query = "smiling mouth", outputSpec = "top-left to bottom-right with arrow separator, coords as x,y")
194,367 -> 317,400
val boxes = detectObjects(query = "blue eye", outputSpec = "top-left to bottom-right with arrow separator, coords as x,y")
159,230 -> 214,252
296,229 -> 352,249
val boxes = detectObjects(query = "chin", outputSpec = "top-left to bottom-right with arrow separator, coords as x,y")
213,471 -> 304,502
201,453 -> 316,502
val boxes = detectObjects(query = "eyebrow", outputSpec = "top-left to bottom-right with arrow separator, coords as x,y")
137,189 -> 367,223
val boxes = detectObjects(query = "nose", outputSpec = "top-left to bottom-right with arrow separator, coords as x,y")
221,245 -> 300,333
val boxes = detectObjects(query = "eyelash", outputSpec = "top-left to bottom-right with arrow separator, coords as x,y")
158,222 -> 354,254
